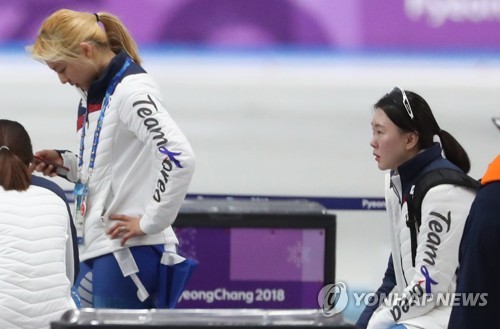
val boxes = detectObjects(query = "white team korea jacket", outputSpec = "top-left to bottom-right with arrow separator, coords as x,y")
60,52 -> 195,262
367,171 -> 476,329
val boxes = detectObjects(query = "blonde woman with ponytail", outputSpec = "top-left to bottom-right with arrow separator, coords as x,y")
28,9 -> 196,309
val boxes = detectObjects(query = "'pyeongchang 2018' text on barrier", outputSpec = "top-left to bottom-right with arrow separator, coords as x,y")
179,288 -> 286,304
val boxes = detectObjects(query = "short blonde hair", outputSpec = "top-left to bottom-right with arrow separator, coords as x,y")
28,9 -> 141,65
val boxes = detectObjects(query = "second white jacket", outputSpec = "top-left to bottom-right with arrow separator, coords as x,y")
367,170 -> 476,329
0,181 -> 76,329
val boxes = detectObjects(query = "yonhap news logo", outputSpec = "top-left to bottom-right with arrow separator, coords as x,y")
317,282 -> 488,317
318,282 -> 348,317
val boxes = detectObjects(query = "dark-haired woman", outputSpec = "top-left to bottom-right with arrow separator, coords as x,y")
0,119 -> 77,328
357,87 -> 477,329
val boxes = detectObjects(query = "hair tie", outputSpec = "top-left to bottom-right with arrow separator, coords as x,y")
0,145 -> 10,151
433,133 -> 441,144
94,13 -> 100,22
432,133 -> 446,158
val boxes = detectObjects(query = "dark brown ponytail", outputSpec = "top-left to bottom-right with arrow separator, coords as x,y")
0,120 -> 33,191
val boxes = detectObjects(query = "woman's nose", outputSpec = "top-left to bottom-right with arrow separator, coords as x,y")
58,73 -> 69,84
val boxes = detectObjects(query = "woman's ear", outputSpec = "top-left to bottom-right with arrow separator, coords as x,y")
406,131 -> 419,150
80,42 -> 93,59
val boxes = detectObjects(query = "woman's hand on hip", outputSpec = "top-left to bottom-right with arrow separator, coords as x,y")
107,214 -> 145,246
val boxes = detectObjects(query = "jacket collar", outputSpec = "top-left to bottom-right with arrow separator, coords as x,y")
87,50 -> 128,104
396,143 -> 444,195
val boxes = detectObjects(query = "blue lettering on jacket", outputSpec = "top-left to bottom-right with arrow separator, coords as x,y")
133,95 -> 182,202
159,146 -> 182,168
420,265 -> 438,293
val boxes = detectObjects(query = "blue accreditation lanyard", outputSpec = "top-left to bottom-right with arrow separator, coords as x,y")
74,57 -> 132,244
78,57 -> 132,175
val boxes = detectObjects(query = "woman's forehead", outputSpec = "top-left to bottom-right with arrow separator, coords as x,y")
47,61 -> 64,69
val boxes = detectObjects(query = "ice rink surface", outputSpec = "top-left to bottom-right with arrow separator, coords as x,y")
2,49 -> 499,322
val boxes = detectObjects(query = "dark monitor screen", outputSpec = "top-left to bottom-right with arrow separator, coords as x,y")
172,200 -> 336,309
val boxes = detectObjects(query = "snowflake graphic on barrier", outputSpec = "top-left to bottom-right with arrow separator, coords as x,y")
175,227 -> 198,259
287,241 -> 310,268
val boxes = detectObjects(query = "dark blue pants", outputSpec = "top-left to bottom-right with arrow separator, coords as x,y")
74,245 -> 163,308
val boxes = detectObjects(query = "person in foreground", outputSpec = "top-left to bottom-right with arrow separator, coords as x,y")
28,9 -> 196,308
447,154 -> 500,328
356,87 -> 477,329
0,119 -> 77,328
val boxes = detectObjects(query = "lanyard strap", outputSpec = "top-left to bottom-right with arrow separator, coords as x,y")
78,57 -> 132,177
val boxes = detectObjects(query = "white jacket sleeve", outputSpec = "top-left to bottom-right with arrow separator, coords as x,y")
367,184 -> 475,328
118,83 -> 195,235
60,150 -> 79,183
